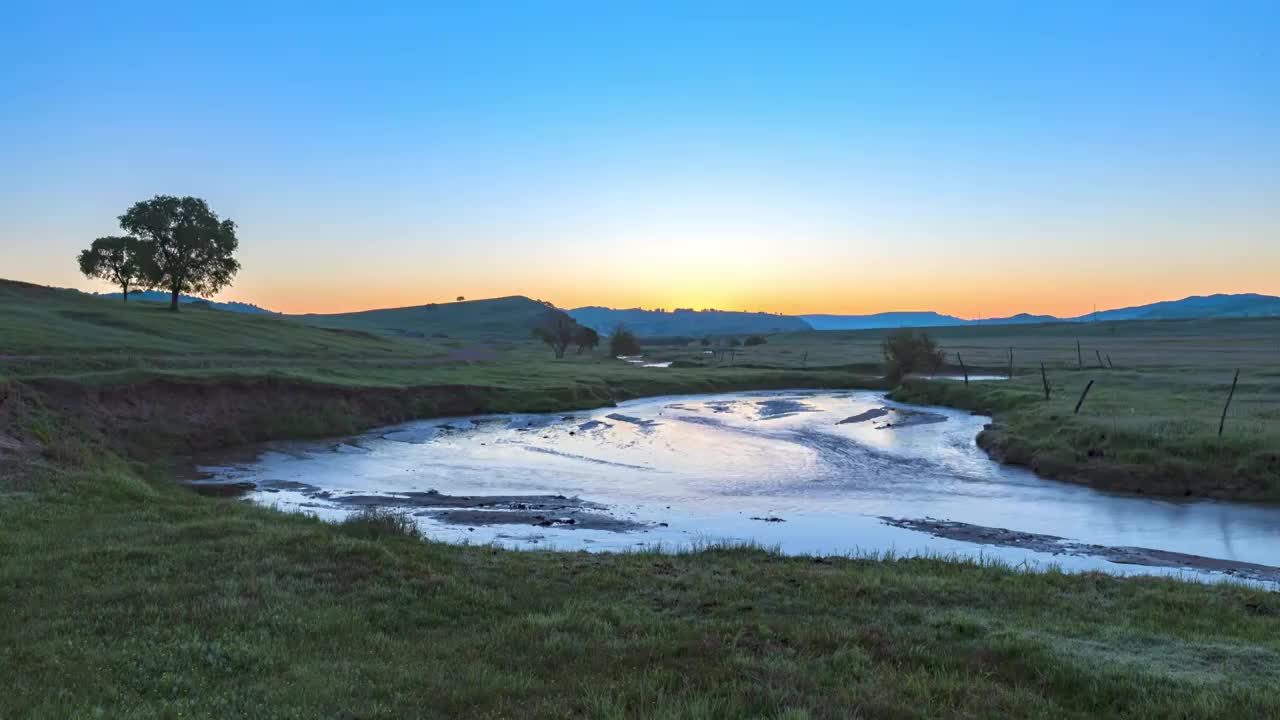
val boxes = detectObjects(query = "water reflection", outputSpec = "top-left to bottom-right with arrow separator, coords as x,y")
194,390 -> 1280,580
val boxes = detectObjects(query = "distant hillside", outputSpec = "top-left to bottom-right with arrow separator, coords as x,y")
803,294 -> 1280,330
569,307 -> 811,337
802,312 -> 967,331
973,313 -> 1061,325
298,296 -> 559,338
88,290 -> 278,315
1067,294 -> 1280,322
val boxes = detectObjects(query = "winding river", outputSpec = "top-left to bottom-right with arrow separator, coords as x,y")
191,390 -> 1280,584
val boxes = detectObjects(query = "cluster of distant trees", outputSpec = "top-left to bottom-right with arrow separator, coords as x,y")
694,334 -> 766,347
531,312 -> 643,359
77,195 -> 240,311
532,311 -> 600,359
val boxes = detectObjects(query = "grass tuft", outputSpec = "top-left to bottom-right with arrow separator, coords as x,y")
340,506 -> 424,541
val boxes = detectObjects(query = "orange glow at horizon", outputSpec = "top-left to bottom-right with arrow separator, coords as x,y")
214,268 -> 1280,320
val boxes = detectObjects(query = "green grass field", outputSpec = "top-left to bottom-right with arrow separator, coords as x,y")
3,279 -> 1279,718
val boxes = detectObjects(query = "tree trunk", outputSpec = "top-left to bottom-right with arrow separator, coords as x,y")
169,286 -> 180,311
122,280 -> 129,302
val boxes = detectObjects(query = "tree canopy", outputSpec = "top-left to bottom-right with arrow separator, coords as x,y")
532,310 -> 578,359
76,236 -> 144,302
609,324 -> 642,357
118,195 -> 240,311
573,326 -> 600,354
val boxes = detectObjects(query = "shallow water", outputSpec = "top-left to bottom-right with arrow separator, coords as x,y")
194,390 -> 1280,583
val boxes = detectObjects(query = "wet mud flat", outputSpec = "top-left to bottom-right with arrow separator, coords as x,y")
837,406 -> 947,429
883,517 -> 1280,584
191,477 -> 647,531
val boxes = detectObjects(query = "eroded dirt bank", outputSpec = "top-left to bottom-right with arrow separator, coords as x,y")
5,373 -> 871,462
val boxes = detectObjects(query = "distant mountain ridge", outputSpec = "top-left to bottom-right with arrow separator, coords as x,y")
568,307 -> 811,336
803,294 -> 1280,331
77,287 -> 1280,335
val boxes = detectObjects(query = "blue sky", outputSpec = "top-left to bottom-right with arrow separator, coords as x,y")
2,1 -> 1277,315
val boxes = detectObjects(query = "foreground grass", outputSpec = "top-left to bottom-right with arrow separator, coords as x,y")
3,466 -> 1278,719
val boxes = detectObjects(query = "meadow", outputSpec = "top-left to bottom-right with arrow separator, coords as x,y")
2,279 -> 1279,718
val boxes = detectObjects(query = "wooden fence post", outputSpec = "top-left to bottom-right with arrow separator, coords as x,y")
956,352 -> 968,385
1007,348 -> 1014,379
1074,380 -> 1094,415
1040,363 -> 1050,400
1095,349 -> 1105,369
1077,340 -> 1083,369
1219,369 -> 1240,438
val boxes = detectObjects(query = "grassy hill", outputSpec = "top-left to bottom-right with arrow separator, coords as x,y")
297,295 -> 558,339
0,280 -> 414,356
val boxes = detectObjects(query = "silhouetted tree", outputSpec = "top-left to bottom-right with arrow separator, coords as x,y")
609,324 -> 641,356
118,195 -> 240,311
882,329 -> 944,385
77,235 -> 145,301
574,326 -> 600,354
456,296 -> 465,302
532,310 -> 577,359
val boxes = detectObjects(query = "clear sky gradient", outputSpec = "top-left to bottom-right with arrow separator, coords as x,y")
3,1 -> 1277,316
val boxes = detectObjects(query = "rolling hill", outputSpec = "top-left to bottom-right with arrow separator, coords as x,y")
1069,294 -> 1280,322
298,296 -> 560,339
0,279 -> 416,357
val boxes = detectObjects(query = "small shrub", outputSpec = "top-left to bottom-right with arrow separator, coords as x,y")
744,335 -> 767,346
340,507 -> 422,541
882,329 -> 944,385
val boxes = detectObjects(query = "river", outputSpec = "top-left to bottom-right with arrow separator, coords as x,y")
190,390 -> 1280,584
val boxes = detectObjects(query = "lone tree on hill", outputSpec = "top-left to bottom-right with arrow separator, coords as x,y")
532,310 -> 578,359
882,329 -> 944,385
117,195 -> 240,311
609,324 -> 641,357
77,236 -> 145,301
574,326 -> 600,354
